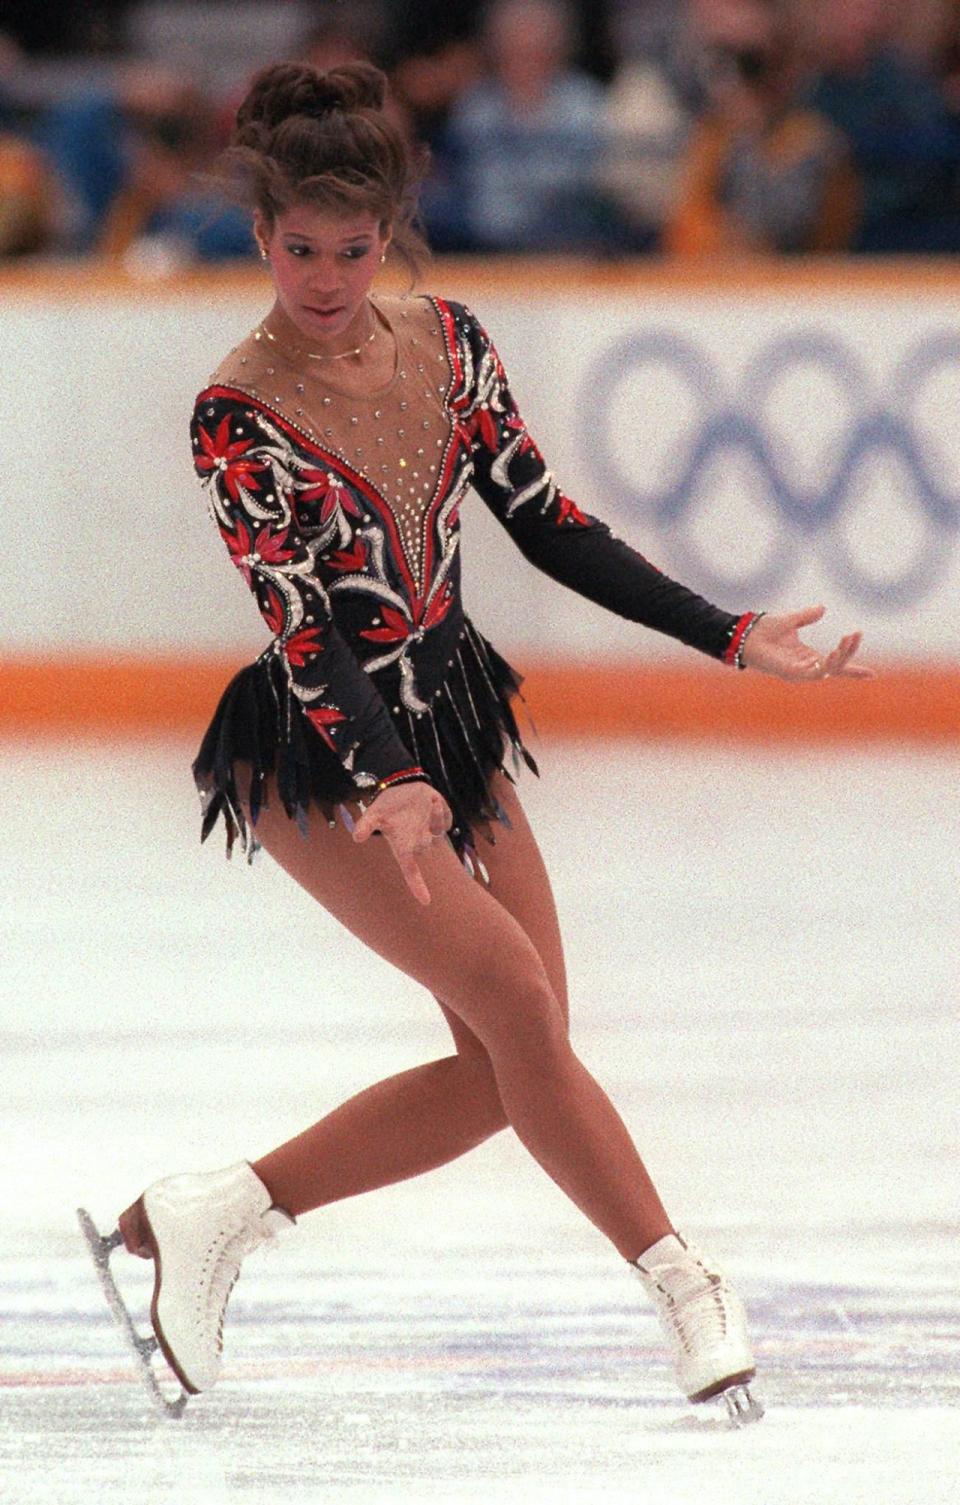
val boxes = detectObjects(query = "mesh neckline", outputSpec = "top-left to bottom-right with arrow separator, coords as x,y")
260,295 -> 402,401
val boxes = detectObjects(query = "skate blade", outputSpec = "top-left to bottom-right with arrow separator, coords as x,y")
76,1207 -> 189,1419
721,1382 -> 764,1427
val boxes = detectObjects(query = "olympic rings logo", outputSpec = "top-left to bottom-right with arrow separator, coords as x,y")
582,330 -> 960,609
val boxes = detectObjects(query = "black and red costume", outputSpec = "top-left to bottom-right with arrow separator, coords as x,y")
190,295 -> 756,874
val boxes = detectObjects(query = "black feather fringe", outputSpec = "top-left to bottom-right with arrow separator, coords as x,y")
190,618 -> 538,871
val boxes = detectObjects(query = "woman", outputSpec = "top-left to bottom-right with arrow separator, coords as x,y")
112,60 -> 870,1420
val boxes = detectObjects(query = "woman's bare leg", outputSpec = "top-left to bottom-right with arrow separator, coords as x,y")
249,771 -> 566,1213
244,769 -> 673,1263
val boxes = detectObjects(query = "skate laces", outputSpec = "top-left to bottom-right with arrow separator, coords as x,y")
639,1258 -> 734,1355
203,1210 -> 287,1352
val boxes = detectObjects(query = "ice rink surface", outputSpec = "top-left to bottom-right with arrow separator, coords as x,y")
2,734 -> 958,1504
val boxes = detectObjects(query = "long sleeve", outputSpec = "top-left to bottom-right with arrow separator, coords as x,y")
191,391 -> 424,791
452,304 -> 754,663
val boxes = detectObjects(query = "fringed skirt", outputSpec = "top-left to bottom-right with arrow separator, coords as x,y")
190,617 -> 538,878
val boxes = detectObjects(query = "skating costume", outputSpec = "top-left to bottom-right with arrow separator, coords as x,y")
190,294 -> 757,868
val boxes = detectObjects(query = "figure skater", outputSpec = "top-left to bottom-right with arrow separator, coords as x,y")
101,60 -> 871,1422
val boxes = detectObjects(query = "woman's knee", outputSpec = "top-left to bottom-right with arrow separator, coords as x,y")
453,952 -> 569,1062
436,997 -> 491,1065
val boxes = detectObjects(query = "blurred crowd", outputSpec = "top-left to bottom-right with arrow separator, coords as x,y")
3,0 -> 960,264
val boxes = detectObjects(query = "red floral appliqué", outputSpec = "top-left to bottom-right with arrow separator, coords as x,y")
327,537 -> 367,573
298,466 -> 362,524
359,581 -> 454,647
420,582 -> 454,631
304,704 -> 347,750
505,412 -> 540,460
556,493 -> 590,527
283,625 -> 326,667
195,415 -> 266,502
220,518 -> 296,586
261,585 -> 285,635
464,404 -> 499,452
360,604 -> 409,644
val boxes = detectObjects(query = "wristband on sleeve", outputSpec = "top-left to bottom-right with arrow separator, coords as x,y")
372,767 -> 429,795
724,611 -> 766,670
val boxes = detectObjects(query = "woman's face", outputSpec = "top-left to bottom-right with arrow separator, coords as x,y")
255,203 -> 391,345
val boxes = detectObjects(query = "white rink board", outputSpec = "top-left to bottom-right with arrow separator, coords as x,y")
3,284 -> 960,659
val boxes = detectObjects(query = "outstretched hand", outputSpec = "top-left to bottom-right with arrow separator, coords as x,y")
352,781 -> 452,905
740,605 -> 875,682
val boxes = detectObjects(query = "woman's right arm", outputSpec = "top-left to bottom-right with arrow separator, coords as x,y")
193,391 -> 453,897
191,390 -> 426,799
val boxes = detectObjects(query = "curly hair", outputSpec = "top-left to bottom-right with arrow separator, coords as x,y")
210,61 -> 429,274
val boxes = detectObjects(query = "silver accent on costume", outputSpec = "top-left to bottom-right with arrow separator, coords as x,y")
399,650 -> 429,714
457,647 -> 483,729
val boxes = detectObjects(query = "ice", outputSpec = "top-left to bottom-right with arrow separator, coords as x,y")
2,735 -> 958,1504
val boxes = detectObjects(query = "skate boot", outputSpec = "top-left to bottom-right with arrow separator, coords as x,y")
120,1160 -> 295,1394
630,1231 -> 763,1425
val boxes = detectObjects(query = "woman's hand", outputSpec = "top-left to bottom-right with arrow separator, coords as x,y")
352,781 -> 452,905
740,604 -> 875,681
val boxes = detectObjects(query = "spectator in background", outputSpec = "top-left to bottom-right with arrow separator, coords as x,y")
663,4 -> 859,255
0,132 -> 52,256
941,2 -> 960,117
300,8 -> 417,161
887,1 -> 960,122
391,33 -> 480,152
392,40 -> 481,144
390,27 -> 481,252
601,0 -> 800,250
0,32 -> 56,256
302,13 -> 375,73
432,0 -> 607,252
890,0 -> 958,82
1,1 -> 135,57
799,0 -> 960,252
600,3 -> 697,249
210,9 -> 385,171
41,63 -> 255,263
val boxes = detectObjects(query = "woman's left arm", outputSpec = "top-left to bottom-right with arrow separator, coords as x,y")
453,304 -> 872,679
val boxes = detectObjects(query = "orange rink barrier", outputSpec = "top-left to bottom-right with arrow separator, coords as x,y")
5,254 -> 960,298
1,655 -> 956,743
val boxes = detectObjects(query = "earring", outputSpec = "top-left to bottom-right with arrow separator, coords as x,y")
260,249 -> 268,261
380,252 -> 386,264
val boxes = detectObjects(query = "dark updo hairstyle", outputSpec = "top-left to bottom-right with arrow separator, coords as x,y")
213,60 -> 429,277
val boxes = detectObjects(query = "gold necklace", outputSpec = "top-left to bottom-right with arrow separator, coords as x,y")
256,314 -> 378,363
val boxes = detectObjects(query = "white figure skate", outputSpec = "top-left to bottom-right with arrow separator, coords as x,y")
631,1231 -> 764,1426
78,1160 -> 295,1415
